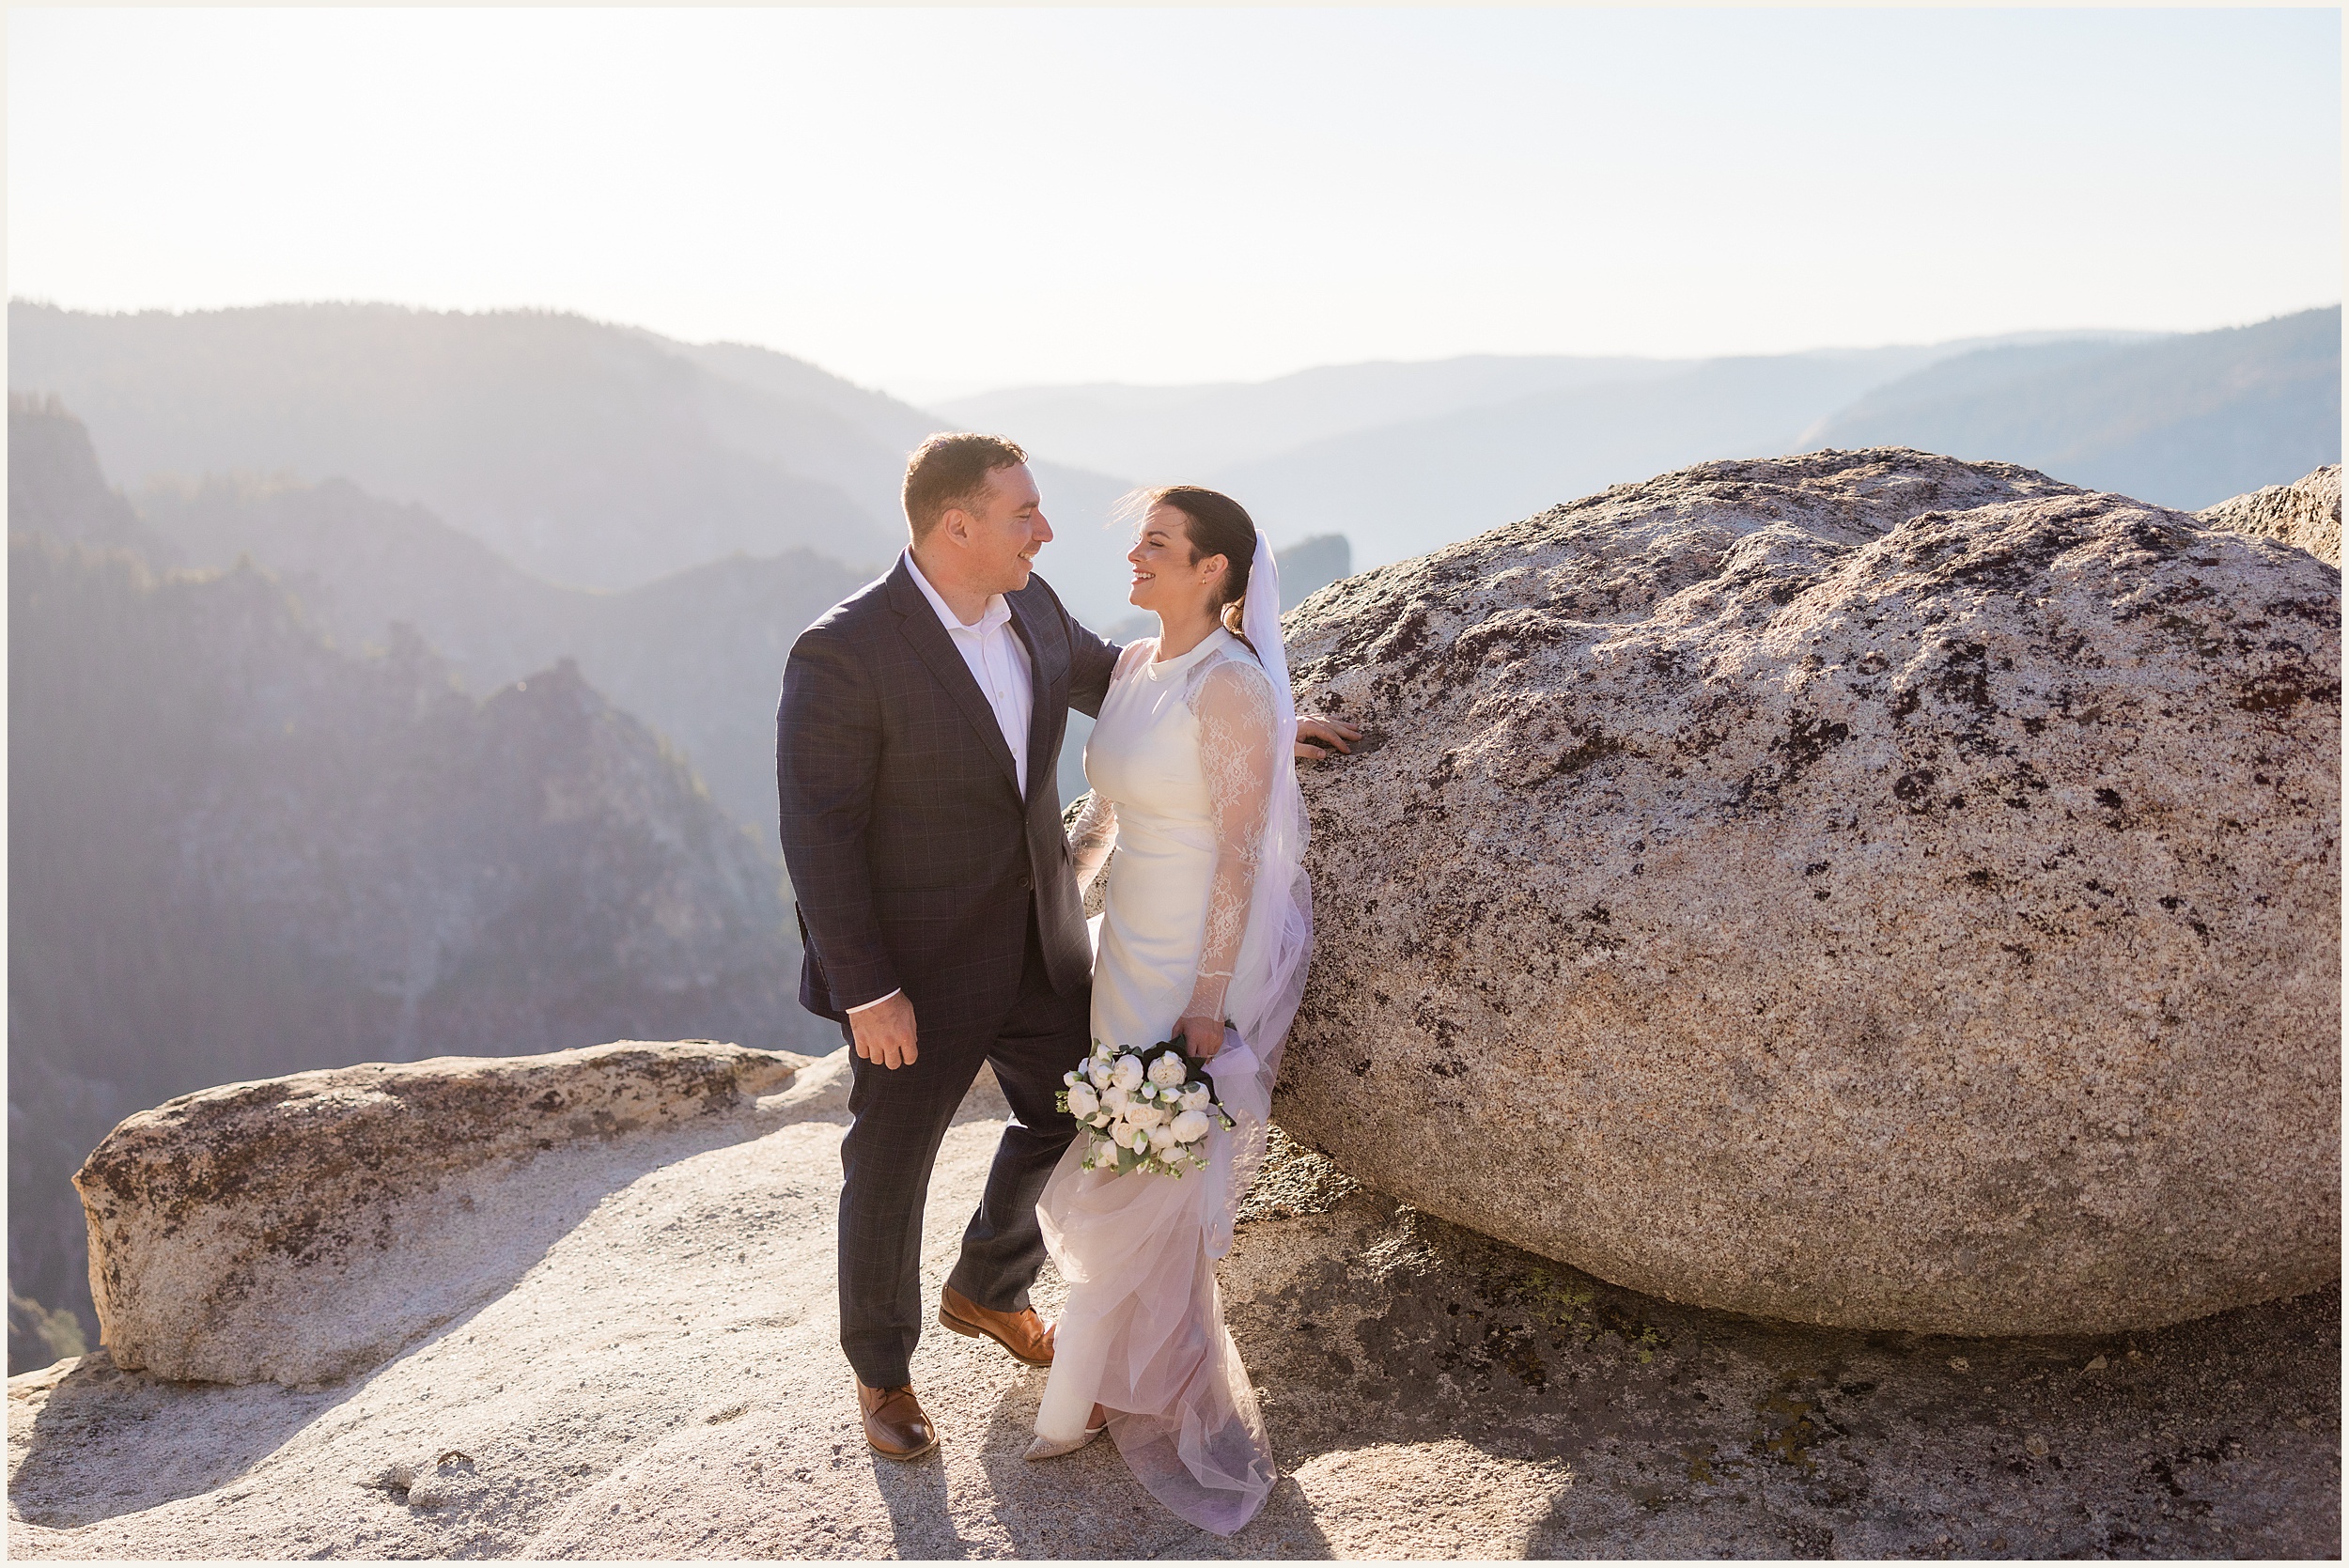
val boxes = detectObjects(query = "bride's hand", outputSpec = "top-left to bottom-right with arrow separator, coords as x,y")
1294,716 -> 1361,763
1175,1015 -> 1224,1058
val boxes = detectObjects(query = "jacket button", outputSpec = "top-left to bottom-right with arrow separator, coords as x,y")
1018,872 -> 1034,892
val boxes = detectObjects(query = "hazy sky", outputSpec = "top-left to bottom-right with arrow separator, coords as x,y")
9,8 -> 2341,400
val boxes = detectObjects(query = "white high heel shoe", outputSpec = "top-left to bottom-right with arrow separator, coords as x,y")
1023,1408 -> 1110,1461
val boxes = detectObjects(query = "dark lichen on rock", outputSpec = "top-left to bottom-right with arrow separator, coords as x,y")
1274,448 -> 2341,1336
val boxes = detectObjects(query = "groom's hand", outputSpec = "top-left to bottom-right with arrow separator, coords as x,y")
1294,716 -> 1361,763
851,992 -> 919,1070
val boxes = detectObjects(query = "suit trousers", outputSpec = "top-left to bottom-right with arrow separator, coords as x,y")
835,903 -> 1088,1389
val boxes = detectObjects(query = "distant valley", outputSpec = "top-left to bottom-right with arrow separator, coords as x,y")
131,472 -> 870,835
7,400 -> 829,1369
19,299 -> 2336,594
7,302 -> 1146,627
1800,311 -> 2341,509
5,296 -> 2337,1371
946,309 -> 2339,568
121,463 -> 1354,828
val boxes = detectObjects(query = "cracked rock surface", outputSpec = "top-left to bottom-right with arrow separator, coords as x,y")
8,1108 -> 2337,1559
1279,448 -> 2340,1336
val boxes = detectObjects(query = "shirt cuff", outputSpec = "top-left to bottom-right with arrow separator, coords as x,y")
846,987 -> 902,1015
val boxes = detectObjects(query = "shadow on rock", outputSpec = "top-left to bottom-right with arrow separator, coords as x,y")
967,1368 -> 1345,1560
9,1078 -> 856,1530
867,1447 -> 967,1560
1222,1136 -> 2343,1560
926,1290 -> 1343,1562
8,1351 -> 347,1529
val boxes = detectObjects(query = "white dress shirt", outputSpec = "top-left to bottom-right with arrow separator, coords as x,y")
848,551 -> 1036,1017
903,549 -> 1034,795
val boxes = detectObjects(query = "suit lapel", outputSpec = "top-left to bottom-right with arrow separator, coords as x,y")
887,560 -> 1022,796
1007,592 -> 1064,803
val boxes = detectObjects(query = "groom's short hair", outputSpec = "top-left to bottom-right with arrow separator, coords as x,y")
903,433 -> 1029,539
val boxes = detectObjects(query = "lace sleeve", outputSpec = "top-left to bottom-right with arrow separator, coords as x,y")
1066,789 -> 1118,895
1181,656 -> 1279,1024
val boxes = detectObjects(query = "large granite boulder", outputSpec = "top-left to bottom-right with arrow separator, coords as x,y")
2200,465 -> 2341,567
1278,448 -> 2340,1337
74,1040 -> 806,1385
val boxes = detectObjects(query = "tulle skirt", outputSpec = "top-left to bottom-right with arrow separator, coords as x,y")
1034,1038 -> 1278,1536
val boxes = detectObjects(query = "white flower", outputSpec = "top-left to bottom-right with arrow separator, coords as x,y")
1148,1123 -> 1178,1152
1170,1109 -> 1211,1143
1179,1085 -> 1210,1110
1086,1057 -> 1112,1090
1126,1123 -> 1153,1152
1101,1084 -> 1130,1115
1148,1052 -> 1188,1087
1090,1112 -> 1111,1127
1066,1083 -> 1099,1118
1127,1103 -> 1163,1130
1112,1054 -> 1144,1091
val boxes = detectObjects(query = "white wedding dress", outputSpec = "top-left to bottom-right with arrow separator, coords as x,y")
1033,606 -> 1313,1536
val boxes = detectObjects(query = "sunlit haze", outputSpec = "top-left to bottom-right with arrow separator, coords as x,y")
9,7 -> 2341,400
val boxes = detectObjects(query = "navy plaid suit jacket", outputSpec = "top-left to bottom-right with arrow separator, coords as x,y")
777,555 -> 1120,1031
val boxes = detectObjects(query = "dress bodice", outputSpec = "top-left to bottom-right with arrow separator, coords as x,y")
1073,629 -> 1279,1049
1083,630 -> 1233,848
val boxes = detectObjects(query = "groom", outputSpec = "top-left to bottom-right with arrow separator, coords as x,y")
776,433 -> 1355,1461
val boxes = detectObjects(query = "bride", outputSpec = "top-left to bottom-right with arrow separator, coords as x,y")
1024,485 -> 1313,1536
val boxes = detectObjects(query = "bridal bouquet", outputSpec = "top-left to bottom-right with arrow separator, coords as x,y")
1057,1038 -> 1233,1177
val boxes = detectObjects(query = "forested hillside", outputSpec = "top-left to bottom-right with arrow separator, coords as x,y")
133,470 -> 869,831
7,392 -> 158,555
8,412 -> 826,1370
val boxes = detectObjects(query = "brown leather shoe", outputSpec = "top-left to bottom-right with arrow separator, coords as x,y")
856,1379 -> 938,1460
938,1284 -> 1054,1367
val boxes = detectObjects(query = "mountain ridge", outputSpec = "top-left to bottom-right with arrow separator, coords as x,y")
7,301 -> 900,592
7,407 -> 827,1371
8,300 -> 1157,626
1208,349 -> 1950,567
934,314 -> 2333,567
1801,306 -> 2341,510
129,464 -> 872,832
935,331 -> 2170,486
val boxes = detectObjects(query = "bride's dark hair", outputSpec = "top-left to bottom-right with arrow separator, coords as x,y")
1137,485 -> 1259,651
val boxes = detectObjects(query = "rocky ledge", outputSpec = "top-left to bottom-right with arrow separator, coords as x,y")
75,1040 -> 805,1386
8,1052 -> 2339,1558
1278,450 -> 2339,1337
